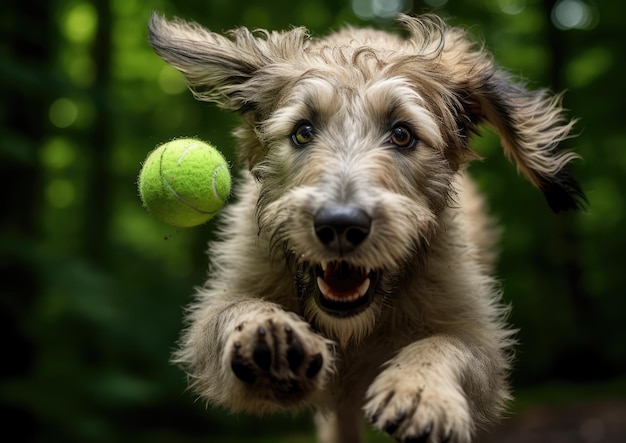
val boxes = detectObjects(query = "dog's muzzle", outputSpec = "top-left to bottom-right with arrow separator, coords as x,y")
310,206 -> 377,317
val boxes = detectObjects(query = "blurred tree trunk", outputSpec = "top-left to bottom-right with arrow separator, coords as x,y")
541,0 -> 603,379
82,0 -> 113,263
0,0 -> 53,438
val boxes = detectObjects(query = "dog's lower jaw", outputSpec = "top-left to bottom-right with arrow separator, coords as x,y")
297,265 -> 389,347
304,298 -> 382,348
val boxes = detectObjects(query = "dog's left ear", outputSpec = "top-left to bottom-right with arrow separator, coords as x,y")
400,15 -> 586,212
462,69 -> 587,213
460,47 -> 587,213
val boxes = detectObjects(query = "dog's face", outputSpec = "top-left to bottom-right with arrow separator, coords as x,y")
253,66 -> 457,342
149,13 -> 585,344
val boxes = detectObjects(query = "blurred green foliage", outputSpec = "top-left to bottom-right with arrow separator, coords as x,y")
1,0 -> 624,441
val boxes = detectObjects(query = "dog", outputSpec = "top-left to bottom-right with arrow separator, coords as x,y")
148,12 -> 585,443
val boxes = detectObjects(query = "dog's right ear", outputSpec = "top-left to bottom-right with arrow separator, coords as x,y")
148,12 -> 307,115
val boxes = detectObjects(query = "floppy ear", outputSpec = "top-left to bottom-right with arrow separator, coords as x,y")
465,70 -> 586,212
148,12 -> 307,115
399,14 -> 585,213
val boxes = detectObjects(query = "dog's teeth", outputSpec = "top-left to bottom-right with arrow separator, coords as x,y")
317,277 -> 330,297
357,278 -> 371,297
317,276 -> 370,303
321,261 -> 328,272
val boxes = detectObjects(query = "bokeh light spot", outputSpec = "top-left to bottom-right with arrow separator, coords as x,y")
49,98 -> 78,128
352,0 -> 408,20
497,0 -> 526,15
63,2 -> 98,44
46,179 -> 76,208
552,0 -> 597,30
41,138 -> 76,170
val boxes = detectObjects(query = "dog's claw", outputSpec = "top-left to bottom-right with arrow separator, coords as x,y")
383,419 -> 400,435
383,410 -> 407,437
398,423 -> 433,443
366,390 -> 395,426
422,423 -> 433,437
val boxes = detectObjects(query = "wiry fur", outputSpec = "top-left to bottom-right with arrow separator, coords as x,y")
149,12 -> 584,443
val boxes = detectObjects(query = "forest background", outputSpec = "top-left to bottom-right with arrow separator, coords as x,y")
2,0 -> 624,441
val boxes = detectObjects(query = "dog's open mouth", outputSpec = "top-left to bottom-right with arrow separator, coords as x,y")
313,261 -> 375,317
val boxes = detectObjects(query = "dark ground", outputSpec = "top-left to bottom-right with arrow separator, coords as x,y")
483,400 -> 626,443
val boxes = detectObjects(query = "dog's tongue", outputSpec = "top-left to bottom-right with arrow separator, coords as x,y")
317,261 -> 370,301
325,261 -> 366,290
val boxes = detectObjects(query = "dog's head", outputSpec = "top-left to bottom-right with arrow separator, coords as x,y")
150,13 -> 584,344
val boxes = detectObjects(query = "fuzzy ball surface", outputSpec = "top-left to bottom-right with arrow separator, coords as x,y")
138,138 -> 231,228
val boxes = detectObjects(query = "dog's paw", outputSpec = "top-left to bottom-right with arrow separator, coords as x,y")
363,367 -> 472,443
226,310 -> 333,405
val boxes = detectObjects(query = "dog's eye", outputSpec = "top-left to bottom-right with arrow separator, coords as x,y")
292,122 -> 314,146
390,125 -> 416,149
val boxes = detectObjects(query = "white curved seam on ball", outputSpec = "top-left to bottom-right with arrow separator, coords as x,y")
177,141 -> 198,165
212,164 -> 227,202
159,145 -> 217,215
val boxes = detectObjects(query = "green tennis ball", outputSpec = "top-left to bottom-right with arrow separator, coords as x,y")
138,138 -> 231,228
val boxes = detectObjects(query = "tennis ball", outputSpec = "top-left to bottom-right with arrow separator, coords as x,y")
138,138 -> 231,228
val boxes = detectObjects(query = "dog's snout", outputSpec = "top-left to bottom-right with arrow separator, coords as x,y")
314,206 -> 371,254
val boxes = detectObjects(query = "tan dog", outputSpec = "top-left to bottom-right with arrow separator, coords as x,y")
149,13 -> 584,443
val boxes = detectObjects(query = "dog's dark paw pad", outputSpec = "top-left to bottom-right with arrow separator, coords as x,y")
227,314 -> 332,403
305,353 -> 323,378
231,341 -> 256,383
285,325 -> 305,371
252,326 -> 272,370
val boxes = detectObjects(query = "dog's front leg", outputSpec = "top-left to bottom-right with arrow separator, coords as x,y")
363,334 -> 506,443
177,297 -> 334,413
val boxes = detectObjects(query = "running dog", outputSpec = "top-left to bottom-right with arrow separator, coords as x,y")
149,12 -> 584,443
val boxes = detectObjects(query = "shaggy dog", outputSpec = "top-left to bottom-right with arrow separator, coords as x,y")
148,12 -> 584,443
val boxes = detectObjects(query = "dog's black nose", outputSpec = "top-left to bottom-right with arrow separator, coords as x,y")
314,206 -> 371,255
